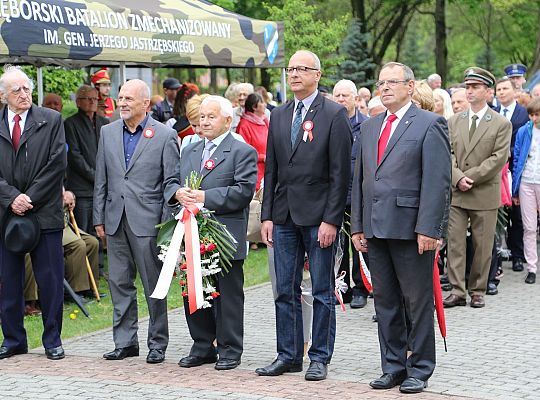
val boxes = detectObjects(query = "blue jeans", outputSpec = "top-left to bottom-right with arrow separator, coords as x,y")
273,216 -> 336,364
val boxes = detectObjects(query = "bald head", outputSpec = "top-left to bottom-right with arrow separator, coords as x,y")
43,93 -> 63,112
532,84 -> 540,99
118,79 -> 151,127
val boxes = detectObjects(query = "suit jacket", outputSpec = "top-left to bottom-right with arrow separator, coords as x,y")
351,104 -> 451,240
495,102 -> 529,149
261,93 -> 352,227
449,107 -> 512,210
169,133 -> 257,260
65,110 -> 109,197
0,105 -> 67,229
93,115 -> 180,236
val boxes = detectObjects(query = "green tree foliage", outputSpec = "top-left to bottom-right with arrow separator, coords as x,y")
338,18 -> 376,87
263,0 -> 348,87
21,66 -> 86,102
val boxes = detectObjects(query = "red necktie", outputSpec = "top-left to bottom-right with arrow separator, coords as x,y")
12,114 -> 21,151
377,114 -> 398,164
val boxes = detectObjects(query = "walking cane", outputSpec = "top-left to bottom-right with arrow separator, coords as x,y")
68,210 -> 101,301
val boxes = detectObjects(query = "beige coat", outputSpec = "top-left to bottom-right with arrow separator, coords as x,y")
449,107 -> 512,210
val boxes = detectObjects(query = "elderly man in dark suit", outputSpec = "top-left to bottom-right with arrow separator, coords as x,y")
351,62 -> 451,393
65,85 -> 109,235
256,50 -> 352,381
171,95 -> 257,371
94,79 -> 180,364
0,66 -> 67,360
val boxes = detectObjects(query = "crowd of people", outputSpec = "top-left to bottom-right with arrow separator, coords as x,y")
0,52 -> 538,394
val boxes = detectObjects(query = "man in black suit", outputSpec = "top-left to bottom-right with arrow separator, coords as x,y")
256,50 -> 352,381
495,77 -> 529,273
351,62 -> 451,393
0,66 -> 67,360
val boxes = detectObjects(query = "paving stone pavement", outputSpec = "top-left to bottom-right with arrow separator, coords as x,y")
0,259 -> 538,399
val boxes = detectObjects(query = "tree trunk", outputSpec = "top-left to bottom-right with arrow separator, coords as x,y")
530,6 -> 540,74
188,68 -> 196,83
225,68 -> 231,86
260,69 -> 271,89
248,68 -> 256,86
209,68 -> 218,94
434,0 -> 447,85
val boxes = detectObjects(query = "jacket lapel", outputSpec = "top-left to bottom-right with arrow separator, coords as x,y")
188,139 -> 205,175
201,132 -> 233,178
126,116 -> 154,173
466,108 -> 494,157
113,120 -> 127,173
0,107 -> 11,146
290,94 -> 322,160
280,101 -> 294,158
377,105 -> 417,168
18,107 -> 43,150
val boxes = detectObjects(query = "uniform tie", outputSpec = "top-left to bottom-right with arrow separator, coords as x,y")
200,141 -> 216,172
291,101 -> 304,148
469,115 -> 479,141
377,114 -> 397,164
12,114 -> 21,151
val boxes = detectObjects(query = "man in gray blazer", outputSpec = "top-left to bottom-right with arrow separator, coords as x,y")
351,62 -> 451,393
93,79 -> 180,364
170,95 -> 257,371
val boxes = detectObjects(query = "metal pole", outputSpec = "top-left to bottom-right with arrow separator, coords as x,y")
37,66 -> 43,106
280,68 -> 287,104
119,62 -> 126,85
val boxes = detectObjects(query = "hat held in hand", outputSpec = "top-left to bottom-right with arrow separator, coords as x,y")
1,211 -> 40,254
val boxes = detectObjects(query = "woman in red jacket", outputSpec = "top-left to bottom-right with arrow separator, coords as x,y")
236,93 -> 269,191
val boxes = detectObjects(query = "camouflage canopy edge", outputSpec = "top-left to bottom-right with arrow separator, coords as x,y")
0,0 -> 285,68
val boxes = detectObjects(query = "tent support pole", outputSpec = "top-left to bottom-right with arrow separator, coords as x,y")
37,66 -> 43,106
119,62 -> 126,85
281,68 -> 287,104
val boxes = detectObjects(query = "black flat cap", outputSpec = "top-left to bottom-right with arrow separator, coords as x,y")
1,212 -> 40,254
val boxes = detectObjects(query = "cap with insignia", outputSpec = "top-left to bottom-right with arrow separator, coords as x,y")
91,68 -> 111,85
504,63 -> 527,78
463,67 -> 496,87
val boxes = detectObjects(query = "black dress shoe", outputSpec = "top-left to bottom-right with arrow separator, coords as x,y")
255,359 -> 303,376
45,346 -> 65,360
513,259 -> 524,272
486,282 -> 498,295
399,377 -> 428,393
178,354 -> 217,368
146,349 -> 165,364
215,358 -> 241,370
350,294 -> 367,309
369,372 -> 406,389
103,345 -> 139,360
443,294 -> 466,308
525,272 -> 536,284
0,345 -> 28,359
305,361 -> 327,381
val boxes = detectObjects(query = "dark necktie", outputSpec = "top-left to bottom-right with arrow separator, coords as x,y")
291,101 -> 304,148
469,115 -> 479,141
12,114 -> 21,151
503,108 -> 509,119
200,141 -> 216,172
377,114 -> 397,164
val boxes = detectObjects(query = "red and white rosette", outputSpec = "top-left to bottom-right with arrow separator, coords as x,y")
303,120 -> 314,141
204,159 -> 215,170
151,203 -> 205,314
143,127 -> 155,138
358,251 -> 373,293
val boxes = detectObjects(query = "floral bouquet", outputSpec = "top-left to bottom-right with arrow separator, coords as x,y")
151,172 -> 237,313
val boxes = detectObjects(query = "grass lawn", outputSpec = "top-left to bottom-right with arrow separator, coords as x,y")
2,247 -> 269,350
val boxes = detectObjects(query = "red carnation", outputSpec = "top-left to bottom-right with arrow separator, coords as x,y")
181,291 -> 188,297
180,263 -> 187,270
179,280 -> 186,286
211,291 -> 220,299
200,244 -> 207,255
206,243 -> 217,252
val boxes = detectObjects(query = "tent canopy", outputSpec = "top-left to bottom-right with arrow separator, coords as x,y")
0,0 -> 285,68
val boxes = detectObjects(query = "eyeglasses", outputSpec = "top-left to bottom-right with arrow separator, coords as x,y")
375,80 -> 409,88
10,85 -> 32,95
285,66 -> 319,75
78,97 -> 98,101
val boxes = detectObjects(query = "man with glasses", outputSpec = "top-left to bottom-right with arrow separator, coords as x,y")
257,50 -> 352,381
351,62 -> 451,393
65,85 -> 109,237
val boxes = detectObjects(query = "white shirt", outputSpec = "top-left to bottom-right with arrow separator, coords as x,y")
499,101 -> 516,121
468,104 -> 489,130
7,108 -> 29,138
379,102 -> 412,140
522,126 -> 540,184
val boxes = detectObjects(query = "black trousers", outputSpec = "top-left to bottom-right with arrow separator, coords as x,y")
184,259 -> 244,361
507,204 -> 524,262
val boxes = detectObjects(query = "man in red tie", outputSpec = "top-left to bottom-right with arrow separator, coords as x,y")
0,66 -> 67,361
350,62 -> 451,393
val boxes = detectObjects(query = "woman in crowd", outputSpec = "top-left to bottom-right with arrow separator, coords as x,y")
413,81 -> 435,111
433,88 -> 454,119
167,83 -> 200,142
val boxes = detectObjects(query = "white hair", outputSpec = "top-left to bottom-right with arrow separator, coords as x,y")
333,79 -> 357,97
201,95 -> 234,118
236,83 -> 254,94
367,96 -> 383,109
0,65 -> 34,103
427,73 -> 442,83
433,88 -> 454,119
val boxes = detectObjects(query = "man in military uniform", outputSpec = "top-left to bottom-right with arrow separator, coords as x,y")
504,64 -> 527,91
91,68 -> 115,119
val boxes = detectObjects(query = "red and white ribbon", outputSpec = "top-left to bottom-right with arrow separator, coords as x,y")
358,251 -> 373,293
334,270 -> 347,312
151,203 -> 204,314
